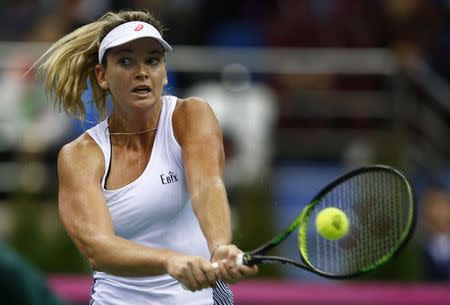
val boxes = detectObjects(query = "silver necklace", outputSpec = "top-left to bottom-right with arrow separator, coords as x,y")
107,102 -> 161,136
105,120 -> 158,136
105,103 -> 162,136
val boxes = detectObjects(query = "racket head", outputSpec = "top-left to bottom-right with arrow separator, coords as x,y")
298,165 -> 416,278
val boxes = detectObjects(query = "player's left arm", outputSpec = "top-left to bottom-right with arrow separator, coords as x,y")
173,97 -> 231,252
173,97 -> 257,282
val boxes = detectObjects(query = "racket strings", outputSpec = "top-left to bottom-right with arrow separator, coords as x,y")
302,168 -> 413,276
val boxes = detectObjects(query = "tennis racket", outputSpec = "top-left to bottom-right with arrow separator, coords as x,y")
235,165 -> 416,278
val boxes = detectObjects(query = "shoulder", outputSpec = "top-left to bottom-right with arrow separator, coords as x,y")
172,96 -> 221,143
59,132 -> 102,162
173,96 -> 218,126
58,133 -> 105,178
173,96 -> 212,117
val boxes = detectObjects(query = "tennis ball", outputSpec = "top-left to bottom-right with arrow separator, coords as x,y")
315,207 -> 349,240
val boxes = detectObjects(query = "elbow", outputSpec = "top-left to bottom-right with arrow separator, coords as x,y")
86,251 -> 101,271
74,233 -> 111,271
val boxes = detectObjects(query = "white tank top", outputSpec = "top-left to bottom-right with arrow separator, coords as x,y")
86,95 -> 213,305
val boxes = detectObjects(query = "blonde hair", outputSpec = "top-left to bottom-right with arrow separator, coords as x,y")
37,10 -> 166,121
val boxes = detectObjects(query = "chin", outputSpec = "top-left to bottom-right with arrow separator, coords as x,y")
132,96 -> 160,109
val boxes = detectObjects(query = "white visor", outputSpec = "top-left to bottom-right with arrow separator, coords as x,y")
98,21 -> 172,63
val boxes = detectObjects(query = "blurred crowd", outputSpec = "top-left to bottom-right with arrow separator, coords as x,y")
2,0 -> 450,144
0,0 -> 449,284
0,0 -> 449,170
1,0 -> 450,74
419,182 -> 450,282
1,0 -> 450,150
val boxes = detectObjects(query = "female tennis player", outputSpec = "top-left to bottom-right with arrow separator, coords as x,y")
38,10 -> 257,305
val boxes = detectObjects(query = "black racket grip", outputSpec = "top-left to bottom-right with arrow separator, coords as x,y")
236,253 -> 255,265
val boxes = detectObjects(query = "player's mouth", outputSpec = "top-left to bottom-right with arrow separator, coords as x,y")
132,85 -> 152,95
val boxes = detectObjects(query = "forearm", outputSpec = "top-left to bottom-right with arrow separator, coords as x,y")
77,233 -> 179,276
190,177 -> 232,253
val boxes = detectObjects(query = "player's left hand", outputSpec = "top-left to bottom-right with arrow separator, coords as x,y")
211,244 -> 258,284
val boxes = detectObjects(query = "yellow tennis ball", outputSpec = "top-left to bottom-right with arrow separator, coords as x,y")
315,207 -> 349,240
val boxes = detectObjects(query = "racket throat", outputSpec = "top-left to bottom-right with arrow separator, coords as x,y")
247,254 -> 307,269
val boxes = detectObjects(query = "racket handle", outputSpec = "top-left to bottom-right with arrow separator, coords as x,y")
211,253 -> 245,268
182,254 -> 243,290
182,254 -> 244,291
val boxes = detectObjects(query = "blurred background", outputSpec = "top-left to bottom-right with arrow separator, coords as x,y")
0,0 -> 449,304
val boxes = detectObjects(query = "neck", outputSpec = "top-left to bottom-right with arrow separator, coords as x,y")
108,101 -> 162,136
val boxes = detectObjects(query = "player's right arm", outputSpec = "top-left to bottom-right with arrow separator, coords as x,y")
57,134 -> 217,290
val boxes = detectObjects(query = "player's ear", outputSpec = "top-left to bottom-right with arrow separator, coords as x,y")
95,64 -> 109,90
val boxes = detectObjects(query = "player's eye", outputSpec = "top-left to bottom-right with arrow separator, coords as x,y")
118,57 -> 133,66
147,57 -> 160,65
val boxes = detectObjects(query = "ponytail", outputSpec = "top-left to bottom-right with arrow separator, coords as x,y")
37,10 -> 166,121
